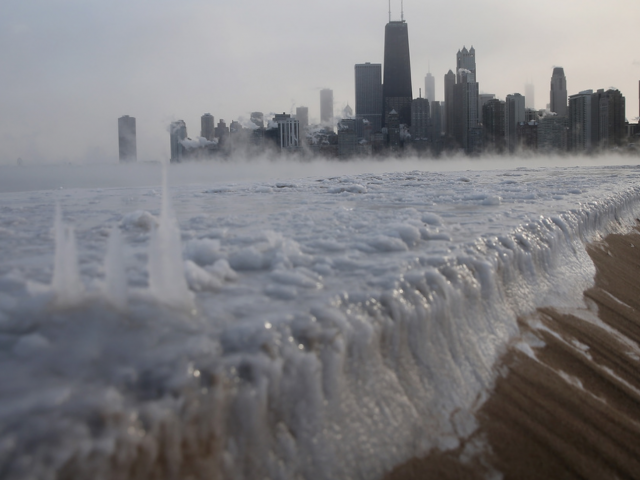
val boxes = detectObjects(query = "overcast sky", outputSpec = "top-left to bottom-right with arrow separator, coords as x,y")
2,0 -> 639,164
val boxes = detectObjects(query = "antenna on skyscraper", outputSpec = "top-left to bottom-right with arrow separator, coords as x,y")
401,0 -> 404,21
388,0 -> 391,22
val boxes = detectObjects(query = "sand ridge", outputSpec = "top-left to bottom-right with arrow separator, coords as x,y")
385,225 -> 640,480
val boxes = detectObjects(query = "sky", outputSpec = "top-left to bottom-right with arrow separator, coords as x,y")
2,0 -> 639,165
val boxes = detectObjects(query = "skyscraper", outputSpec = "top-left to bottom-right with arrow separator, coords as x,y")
456,46 -> 476,82
410,97 -> 430,140
444,70 -> 455,138
382,20 -> 412,126
355,63 -> 383,134
320,89 -> 334,126
525,83 -> 535,110
482,99 -> 506,152
593,88 -> 626,148
425,72 -> 435,104
506,93 -> 525,151
118,115 -> 137,163
296,107 -> 309,131
431,101 -> 442,138
452,69 -> 479,152
169,120 -> 187,163
568,90 -> 594,152
550,67 -> 568,116
201,113 -> 214,141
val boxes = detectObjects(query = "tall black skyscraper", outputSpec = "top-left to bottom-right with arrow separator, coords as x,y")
382,20 -> 412,127
355,62 -> 383,134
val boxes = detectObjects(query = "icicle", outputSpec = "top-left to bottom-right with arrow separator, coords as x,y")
104,225 -> 127,310
51,203 -> 84,307
147,165 -> 194,310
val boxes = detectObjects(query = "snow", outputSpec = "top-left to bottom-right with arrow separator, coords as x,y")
1,160 -> 640,479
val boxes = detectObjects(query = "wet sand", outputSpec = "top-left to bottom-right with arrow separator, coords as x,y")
385,225 -> 640,480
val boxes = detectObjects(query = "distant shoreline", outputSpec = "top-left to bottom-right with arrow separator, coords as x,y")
385,224 -> 640,479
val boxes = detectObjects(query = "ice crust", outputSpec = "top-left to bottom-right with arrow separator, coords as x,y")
1,164 -> 640,479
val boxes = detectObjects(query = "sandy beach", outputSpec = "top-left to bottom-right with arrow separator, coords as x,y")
385,224 -> 640,480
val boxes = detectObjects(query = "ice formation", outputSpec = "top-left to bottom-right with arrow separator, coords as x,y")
1,162 -> 640,479
51,203 -> 84,307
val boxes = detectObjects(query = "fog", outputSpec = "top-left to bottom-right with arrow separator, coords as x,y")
1,153 -> 638,193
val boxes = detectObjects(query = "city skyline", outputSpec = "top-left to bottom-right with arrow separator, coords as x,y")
2,0 -> 639,163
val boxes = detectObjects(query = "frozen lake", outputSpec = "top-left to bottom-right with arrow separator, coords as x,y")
1,157 -> 640,479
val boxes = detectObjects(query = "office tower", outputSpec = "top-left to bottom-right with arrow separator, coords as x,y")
273,113 -> 300,150
320,89 -> 334,125
431,101 -> 442,137
295,107 -> 309,130
169,120 -> 187,163
525,108 -> 539,123
538,114 -> 568,152
506,93 -> 526,151
568,90 -> 594,152
382,19 -> 412,126
482,99 -> 506,152
452,69 -> 479,152
525,83 -> 535,109
215,119 -> 229,140
593,88 -> 626,148
478,94 -> 495,122
411,97 -> 430,140
343,104 -> 353,118
444,70 -> 455,138
425,72 -> 435,103
229,121 -> 242,134
550,67 -> 568,116
355,63 -> 383,136
355,63 -> 383,135
386,109 -> 401,148
201,113 -> 214,141
338,119 -> 357,157
251,112 -> 264,129
118,115 -> 137,163
456,46 -> 476,82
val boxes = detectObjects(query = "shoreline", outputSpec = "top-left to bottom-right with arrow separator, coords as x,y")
385,224 -> 640,479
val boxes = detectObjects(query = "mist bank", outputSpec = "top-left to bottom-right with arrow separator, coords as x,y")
1,153 -> 639,193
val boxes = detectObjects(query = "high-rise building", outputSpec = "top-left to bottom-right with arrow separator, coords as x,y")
355,63 -> 383,135
444,70 -> 455,138
338,119 -> 357,157
550,67 -> 568,117
478,94 -> 495,122
118,115 -> 137,163
568,90 -> 594,152
456,46 -> 476,82
593,88 -> 626,148
538,114 -> 568,152
250,112 -> 264,129
525,83 -> 535,110
296,107 -> 309,131
273,113 -> 300,150
425,72 -> 435,104
506,93 -> 525,151
320,89 -> 334,126
201,113 -> 214,141
169,120 -> 187,163
482,99 -> 506,153
452,68 -> 479,152
431,101 -> 442,137
410,97 -> 430,140
215,119 -> 229,141
382,20 -> 412,126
